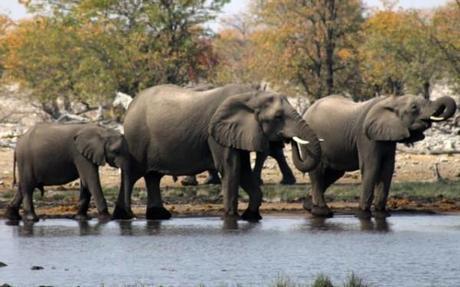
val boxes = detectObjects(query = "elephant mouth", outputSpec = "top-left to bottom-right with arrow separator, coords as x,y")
401,130 -> 425,144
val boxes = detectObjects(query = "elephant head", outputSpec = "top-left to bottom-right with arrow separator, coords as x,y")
209,90 -> 321,172
364,94 -> 457,143
74,125 -> 129,168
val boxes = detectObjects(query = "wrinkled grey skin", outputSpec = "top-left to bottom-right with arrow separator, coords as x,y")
303,94 -> 457,218
113,84 -> 321,221
5,123 -> 129,223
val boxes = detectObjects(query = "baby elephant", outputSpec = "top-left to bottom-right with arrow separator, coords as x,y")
5,123 -> 129,222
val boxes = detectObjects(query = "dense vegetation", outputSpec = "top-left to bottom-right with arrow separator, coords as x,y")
0,0 -> 459,117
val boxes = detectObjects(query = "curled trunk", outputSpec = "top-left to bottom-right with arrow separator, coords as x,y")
430,96 -> 457,120
290,121 -> 321,172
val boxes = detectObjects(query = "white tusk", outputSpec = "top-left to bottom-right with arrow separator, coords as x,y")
293,136 -> 309,145
297,142 -> 303,161
319,138 -> 325,142
430,116 -> 445,122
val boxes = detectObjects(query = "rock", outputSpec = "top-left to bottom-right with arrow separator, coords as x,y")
0,284 -> 13,287
0,261 -> 7,267
31,265 -> 44,270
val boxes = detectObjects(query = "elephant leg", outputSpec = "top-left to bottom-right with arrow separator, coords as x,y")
21,182 -> 39,223
208,138 -> 241,218
113,170 -> 140,220
75,181 -> 91,221
145,172 -> 171,220
307,167 -> 343,217
373,156 -> 395,218
270,145 -> 296,185
76,161 -> 110,221
221,150 -> 241,218
5,188 -> 23,221
357,160 -> 380,219
253,151 -> 268,185
203,169 -> 221,185
239,152 -> 262,221
180,175 -> 198,186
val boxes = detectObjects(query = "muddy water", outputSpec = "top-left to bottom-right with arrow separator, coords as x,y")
1,215 -> 460,287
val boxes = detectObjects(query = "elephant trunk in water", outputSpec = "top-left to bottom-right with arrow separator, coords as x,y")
290,120 -> 321,172
428,96 -> 457,121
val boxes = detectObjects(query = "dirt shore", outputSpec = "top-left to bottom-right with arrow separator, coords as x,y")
0,147 -> 459,218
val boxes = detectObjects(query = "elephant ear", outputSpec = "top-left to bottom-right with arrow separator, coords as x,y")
74,126 -> 106,166
209,92 -> 269,152
364,99 -> 410,141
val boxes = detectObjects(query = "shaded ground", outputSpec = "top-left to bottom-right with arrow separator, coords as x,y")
0,148 -> 460,218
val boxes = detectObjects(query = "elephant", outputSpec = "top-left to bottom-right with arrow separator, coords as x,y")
5,123 -> 130,222
302,94 -> 457,218
180,141 -> 296,186
112,84 -> 322,221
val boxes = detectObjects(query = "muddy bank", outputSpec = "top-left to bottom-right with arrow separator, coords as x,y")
1,181 -> 459,219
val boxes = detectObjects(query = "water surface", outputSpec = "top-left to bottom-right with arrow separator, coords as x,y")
1,215 -> 460,286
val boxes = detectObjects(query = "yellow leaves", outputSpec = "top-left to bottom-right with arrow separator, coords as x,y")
337,48 -> 352,60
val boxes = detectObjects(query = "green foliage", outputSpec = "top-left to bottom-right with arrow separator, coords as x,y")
343,273 -> 369,287
311,275 -> 334,287
2,0 -> 228,114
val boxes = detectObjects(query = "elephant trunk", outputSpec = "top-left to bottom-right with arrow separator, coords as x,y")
290,121 -> 321,172
429,96 -> 457,121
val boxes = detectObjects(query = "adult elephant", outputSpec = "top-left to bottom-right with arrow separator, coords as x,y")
303,94 -> 457,218
112,84 -> 321,221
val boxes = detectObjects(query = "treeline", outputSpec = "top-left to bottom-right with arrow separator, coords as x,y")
0,0 -> 459,117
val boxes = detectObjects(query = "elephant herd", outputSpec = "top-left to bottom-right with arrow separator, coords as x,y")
5,84 -> 457,223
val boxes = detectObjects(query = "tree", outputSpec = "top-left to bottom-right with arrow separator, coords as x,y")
431,1 -> 460,91
2,0 -> 228,118
248,0 -> 364,100
360,8 -> 445,98
0,14 -> 13,78
210,13 -> 256,84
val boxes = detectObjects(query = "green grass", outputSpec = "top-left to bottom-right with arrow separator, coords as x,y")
1,180 -> 459,209
100,274 -> 370,287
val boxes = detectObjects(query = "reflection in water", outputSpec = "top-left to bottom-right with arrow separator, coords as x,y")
117,220 -> 162,236
78,220 -> 107,236
309,217 -> 345,232
222,217 -> 261,233
359,218 -> 390,232
307,217 -> 390,233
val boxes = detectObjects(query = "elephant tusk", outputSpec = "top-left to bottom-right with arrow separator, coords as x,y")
297,142 -> 303,161
293,136 -> 310,145
319,138 -> 325,142
430,116 -> 445,122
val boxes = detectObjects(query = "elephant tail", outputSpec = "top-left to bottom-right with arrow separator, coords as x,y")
38,185 -> 45,197
12,151 -> 16,188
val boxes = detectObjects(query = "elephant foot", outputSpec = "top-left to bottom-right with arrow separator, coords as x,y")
97,210 -> 112,222
373,209 -> 391,219
5,206 -> 22,221
180,176 -> 198,186
23,213 -> 39,223
74,213 -> 91,221
241,209 -> 262,222
311,206 -> 334,218
355,209 -> 372,219
112,205 -> 134,220
203,175 -> 221,185
146,206 -> 172,220
303,198 -> 313,211
223,212 -> 240,221
280,176 -> 296,185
